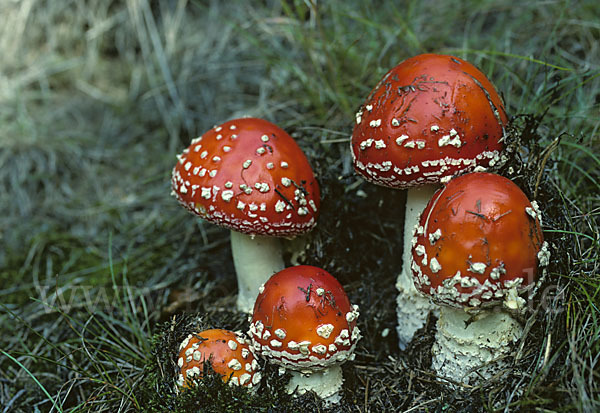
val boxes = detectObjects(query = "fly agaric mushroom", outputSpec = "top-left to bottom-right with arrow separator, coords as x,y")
171,118 -> 320,312
350,53 -> 508,349
410,172 -> 549,384
248,265 -> 361,403
177,329 -> 261,389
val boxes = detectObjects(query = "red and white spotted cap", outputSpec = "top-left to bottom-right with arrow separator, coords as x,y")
249,265 -> 361,371
351,54 -> 508,188
177,329 -> 261,389
171,118 -> 320,237
410,172 -> 549,309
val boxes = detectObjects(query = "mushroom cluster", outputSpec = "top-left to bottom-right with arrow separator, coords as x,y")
410,172 -> 549,384
168,52 -> 551,402
350,53 -> 508,349
172,117 -> 320,313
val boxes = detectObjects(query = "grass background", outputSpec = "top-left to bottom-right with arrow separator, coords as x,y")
0,0 -> 598,411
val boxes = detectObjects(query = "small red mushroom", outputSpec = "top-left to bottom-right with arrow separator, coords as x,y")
410,172 -> 549,384
248,265 -> 361,402
171,118 -> 320,312
176,329 -> 261,389
350,53 -> 508,349
411,172 -> 544,308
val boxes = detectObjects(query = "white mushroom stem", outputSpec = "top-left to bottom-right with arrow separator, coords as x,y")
286,365 -> 343,404
396,185 -> 440,349
230,231 -> 285,313
432,307 -> 522,385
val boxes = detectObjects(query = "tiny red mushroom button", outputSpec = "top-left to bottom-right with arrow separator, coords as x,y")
410,172 -> 546,309
171,117 -> 320,237
176,329 -> 261,389
249,265 -> 361,371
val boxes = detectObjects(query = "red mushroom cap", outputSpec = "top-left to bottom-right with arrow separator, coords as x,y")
171,118 -> 320,237
249,265 -> 361,371
177,329 -> 261,388
411,172 -> 544,308
351,54 -> 507,188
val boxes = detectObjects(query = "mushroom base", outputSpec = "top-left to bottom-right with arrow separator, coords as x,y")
397,185 -> 440,349
286,365 -> 343,404
231,231 -> 285,313
432,307 -> 522,386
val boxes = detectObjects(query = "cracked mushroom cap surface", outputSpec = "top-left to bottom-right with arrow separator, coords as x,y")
177,329 -> 261,389
351,54 -> 508,189
249,265 -> 361,372
171,117 -> 320,237
411,172 -> 547,309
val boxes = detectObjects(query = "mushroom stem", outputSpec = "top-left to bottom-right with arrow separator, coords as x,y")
286,366 -> 343,404
396,185 -> 440,349
230,231 -> 285,313
432,307 -> 522,385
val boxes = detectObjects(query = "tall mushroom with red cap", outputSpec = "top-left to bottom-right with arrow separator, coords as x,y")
350,54 -> 508,349
171,118 -> 320,312
410,172 -> 550,384
248,265 -> 361,403
177,329 -> 261,389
